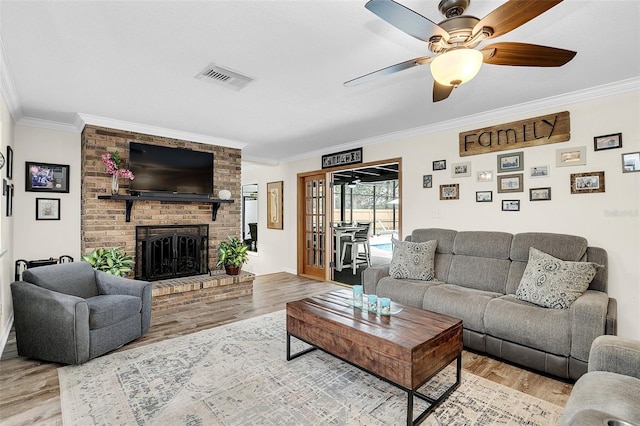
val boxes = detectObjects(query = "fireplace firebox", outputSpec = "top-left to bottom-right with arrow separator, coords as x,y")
135,225 -> 209,281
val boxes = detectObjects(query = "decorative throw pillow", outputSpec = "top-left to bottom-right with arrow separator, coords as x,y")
388,237 -> 437,281
515,247 -> 604,309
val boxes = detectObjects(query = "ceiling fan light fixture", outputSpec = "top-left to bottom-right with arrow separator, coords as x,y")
430,48 -> 483,87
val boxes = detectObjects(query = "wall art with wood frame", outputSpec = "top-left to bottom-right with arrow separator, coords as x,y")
267,181 -> 283,229
570,171 -> 605,194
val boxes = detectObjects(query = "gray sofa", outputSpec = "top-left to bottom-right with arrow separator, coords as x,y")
11,262 -> 151,364
561,335 -> 640,425
363,228 -> 617,380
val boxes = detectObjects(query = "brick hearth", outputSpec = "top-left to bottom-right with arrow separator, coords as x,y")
151,270 -> 255,311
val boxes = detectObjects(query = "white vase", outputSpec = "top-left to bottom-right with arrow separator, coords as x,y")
218,189 -> 231,200
111,175 -> 119,195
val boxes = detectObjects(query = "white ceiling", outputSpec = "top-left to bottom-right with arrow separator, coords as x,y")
1,1 -> 639,164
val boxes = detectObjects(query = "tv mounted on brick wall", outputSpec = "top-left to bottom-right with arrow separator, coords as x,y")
128,142 -> 214,196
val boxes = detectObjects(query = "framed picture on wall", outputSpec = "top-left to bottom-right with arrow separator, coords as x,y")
422,174 -> 432,188
529,187 -> 551,201
476,170 -> 493,182
594,133 -> 622,151
439,183 -> 459,200
556,147 -> 586,167
622,152 -> 640,173
451,162 -> 471,177
497,173 -> 523,193
502,200 -> 520,211
25,162 -> 70,193
497,151 -> 523,173
267,181 -> 283,230
5,183 -> 13,217
529,165 -> 549,178
570,171 -> 605,194
36,198 -> 61,220
6,146 -> 13,179
476,191 -> 492,202
432,160 -> 446,171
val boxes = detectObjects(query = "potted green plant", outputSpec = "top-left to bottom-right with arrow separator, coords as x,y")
81,247 -> 134,277
216,236 -> 249,275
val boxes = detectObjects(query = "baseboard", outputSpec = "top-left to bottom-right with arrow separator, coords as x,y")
0,312 -> 14,357
283,267 -> 297,275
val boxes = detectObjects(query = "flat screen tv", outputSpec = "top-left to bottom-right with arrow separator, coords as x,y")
128,142 -> 214,196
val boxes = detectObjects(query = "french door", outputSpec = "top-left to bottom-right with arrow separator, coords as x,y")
298,173 -> 328,279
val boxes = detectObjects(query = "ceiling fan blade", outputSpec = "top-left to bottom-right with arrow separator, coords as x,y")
481,42 -> 576,67
473,0 -> 563,39
365,0 -> 449,42
433,81 -> 454,102
344,56 -> 432,86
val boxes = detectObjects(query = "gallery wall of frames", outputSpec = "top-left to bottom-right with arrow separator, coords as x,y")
422,132 -> 638,212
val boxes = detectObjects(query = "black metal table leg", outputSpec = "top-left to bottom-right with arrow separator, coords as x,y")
410,354 -> 462,425
286,332 -> 317,361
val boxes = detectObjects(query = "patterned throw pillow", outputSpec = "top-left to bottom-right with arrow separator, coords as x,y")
388,237 -> 437,281
515,247 -> 604,309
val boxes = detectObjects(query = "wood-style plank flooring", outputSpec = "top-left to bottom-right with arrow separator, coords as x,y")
0,273 -> 572,425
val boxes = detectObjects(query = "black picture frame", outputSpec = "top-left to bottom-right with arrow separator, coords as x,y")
433,160 -> 446,171
36,198 -> 61,220
502,200 -> 520,211
476,191 -> 493,202
6,183 -> 13,217
6,146 -> 13,179
594,133 -> 622,151
25,162 -> 70,193
529,187 -> 551,201
422,174 -> 432,188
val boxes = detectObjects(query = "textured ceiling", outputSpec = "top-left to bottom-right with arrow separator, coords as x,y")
1,1 -> 639,163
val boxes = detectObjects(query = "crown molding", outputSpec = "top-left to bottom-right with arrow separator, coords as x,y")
0,36 -> 24,123
17,116 -> 84,133
280,77 -> 640,164
77,113 -> 247,149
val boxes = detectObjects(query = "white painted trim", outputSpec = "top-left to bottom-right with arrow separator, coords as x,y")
0,312 -> 14,359
0,36 -> 24,123
77,113 -> 248,149
280,77 -> 640,164
17,116 -> 83,133
283,267 -> 297,275
0,248 -> 7,258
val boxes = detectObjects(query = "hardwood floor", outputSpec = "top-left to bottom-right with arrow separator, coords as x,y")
0,273 -> 572,425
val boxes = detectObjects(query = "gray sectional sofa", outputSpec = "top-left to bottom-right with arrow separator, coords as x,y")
363,228 -> 617,380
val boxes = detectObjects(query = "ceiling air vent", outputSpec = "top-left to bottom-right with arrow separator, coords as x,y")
195,64 -> 254,91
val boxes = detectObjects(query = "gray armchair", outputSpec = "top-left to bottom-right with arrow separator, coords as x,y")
561,335 -> 640,425
11,262 -> 151,364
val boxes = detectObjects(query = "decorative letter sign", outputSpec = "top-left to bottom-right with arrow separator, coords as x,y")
322,148 -> 363,169
459,111 -> 570,157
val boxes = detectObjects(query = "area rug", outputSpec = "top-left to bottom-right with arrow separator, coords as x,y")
58,310 -> 563,425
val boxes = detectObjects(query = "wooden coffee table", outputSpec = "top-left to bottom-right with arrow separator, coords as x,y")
286,289 -> 463,426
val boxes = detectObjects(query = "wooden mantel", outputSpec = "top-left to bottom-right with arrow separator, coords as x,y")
97,195 -> 234,222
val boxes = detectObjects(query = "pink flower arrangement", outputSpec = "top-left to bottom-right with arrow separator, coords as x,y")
101,152 -> 135,180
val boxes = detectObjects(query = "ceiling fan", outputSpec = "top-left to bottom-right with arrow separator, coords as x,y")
345,0 -> 577,102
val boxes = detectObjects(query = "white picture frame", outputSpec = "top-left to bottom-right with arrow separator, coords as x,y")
529,165 -> 550,178
476,170 -> 493,182
451,162 -> 471,178
556,147 -> 586,167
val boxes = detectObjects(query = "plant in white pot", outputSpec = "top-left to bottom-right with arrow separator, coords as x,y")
216,236 -> 249,275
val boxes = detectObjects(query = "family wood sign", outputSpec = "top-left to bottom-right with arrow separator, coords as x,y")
459,111 -> 570,157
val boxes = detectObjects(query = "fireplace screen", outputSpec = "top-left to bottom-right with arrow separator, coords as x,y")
135,224 -> 209,281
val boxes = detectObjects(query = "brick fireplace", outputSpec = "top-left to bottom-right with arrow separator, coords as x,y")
80,125 -> 243,285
